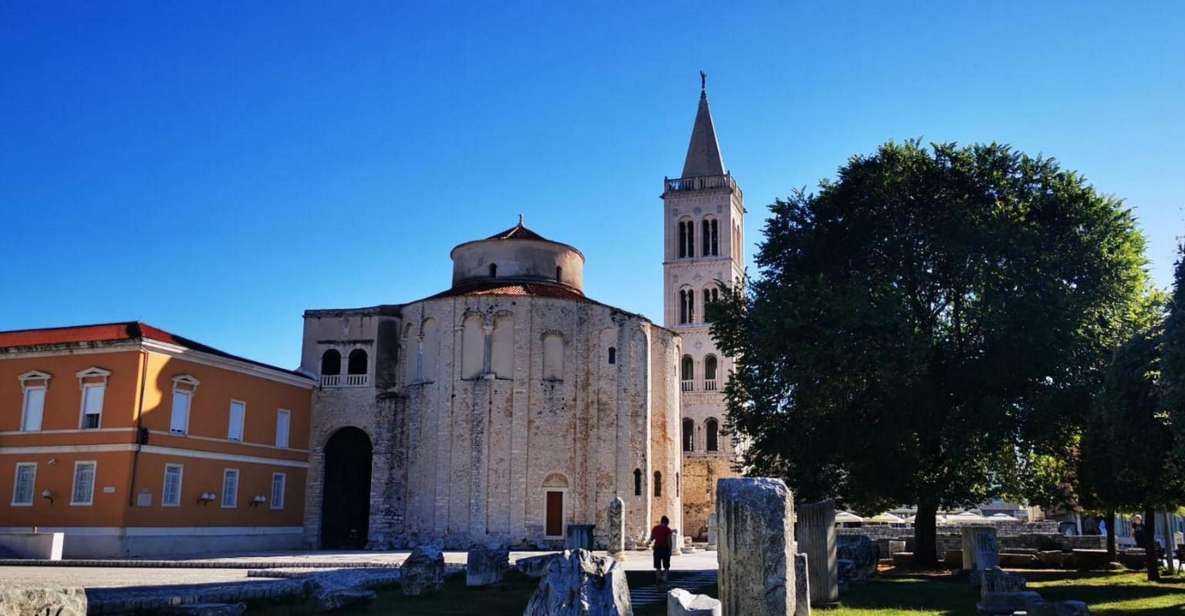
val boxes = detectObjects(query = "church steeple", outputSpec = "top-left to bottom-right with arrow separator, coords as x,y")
681,72 -> 726,178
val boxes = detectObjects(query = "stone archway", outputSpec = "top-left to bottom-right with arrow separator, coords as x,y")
320,427 -> 372,549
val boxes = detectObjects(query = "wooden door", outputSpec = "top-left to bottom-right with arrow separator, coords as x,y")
546,491 -> 563,537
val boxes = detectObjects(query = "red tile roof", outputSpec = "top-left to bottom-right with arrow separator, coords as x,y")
426,281 -> 588,302
0,321 -> 309,379
485,223 -> 549,242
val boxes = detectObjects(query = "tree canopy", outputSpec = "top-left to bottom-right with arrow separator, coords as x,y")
710,140 -> 1152,564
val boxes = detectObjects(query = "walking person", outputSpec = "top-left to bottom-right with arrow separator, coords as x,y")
649,515 -> 674,586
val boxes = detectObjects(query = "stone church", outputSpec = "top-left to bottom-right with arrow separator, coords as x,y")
298,81 -> 739,550
300,222 -> 683,549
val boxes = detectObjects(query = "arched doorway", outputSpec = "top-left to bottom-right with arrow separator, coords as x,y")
320,427 -> 372,549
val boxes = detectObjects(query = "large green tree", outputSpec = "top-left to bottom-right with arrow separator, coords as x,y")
710,141 -> 1150,565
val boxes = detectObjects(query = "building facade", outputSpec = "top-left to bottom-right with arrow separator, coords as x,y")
0,322 -> 314,557
301,223 -> 683,550
663,82 -> 744,540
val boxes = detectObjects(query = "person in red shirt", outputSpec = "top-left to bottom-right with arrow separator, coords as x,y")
649,515 -> 674,584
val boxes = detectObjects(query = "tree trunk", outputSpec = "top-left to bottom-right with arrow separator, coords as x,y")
1145,506 -> 1160,581
1106,510 -> 1117,562
914,499 -> 939,568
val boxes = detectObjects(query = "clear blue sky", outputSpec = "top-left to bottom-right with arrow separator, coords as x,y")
2,2 -> 1182,369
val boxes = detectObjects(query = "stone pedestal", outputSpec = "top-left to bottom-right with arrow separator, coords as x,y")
565,524 -> 595,551
961,526 -> 997,586
794,553 -> 811,616
717,477 -> 796,616
794,499 -> 838,606
608,497 -> 626,558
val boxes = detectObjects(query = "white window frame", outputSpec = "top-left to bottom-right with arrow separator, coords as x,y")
275,409 -> 290,449
71,460 -> 97,506
162,464 -> 184,507
12,462 -> 37,506
79,383 -> 105,430
270,472 -> 286,510
18,371 -> 51,432
227,400 -> 246,442
20,384 -> 46,432
221,468 -> 239,508
170,375 -> 200,435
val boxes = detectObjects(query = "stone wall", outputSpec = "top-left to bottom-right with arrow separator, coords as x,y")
837,523 -> 1104,560
682,455 -> 736,540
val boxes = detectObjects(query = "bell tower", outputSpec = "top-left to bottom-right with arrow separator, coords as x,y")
662,74 -> 743,540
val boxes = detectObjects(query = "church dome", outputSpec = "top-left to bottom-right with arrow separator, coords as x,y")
449,219 -> 585,293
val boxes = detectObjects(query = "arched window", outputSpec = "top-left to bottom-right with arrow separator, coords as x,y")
556,266 -> 562,282
706,418 -> 719,452
654,471 -> 662,497
682,418 -> 694,452
681,355 -> 694,391
543,332 -> 564,380
608,346 -> 616,364
491,312 -> 514,378
320,349 -> 341,375
678,288 -> 694,324
704,355 -> 718,390
489,263 -> 497,278
702,218 -> 719,256
677,219 -> 695,258
702,287 -> 720,322
347,349 -> 368,375
461,314 -> 484,379
634,468 -> 642,496
676,472 -> 680,497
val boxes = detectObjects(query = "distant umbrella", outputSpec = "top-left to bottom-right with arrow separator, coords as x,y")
867,512 -> 905,524
835,511 -> 864,524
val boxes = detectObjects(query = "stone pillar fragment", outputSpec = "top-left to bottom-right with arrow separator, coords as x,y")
717,478 -> 796,616
794,499 -> 838,606
707,513 -> 718,549
794,553 -> 811,616
608,497 -> 625,558
668,588 -> 722,616
970,526 -> 999,587
960,525 -> 997,584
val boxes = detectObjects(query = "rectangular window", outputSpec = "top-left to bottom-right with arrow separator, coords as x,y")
275,409 -> 290,449
228,400 -> 245,441
80,384 -> 104,429
170,390 -> 191,434
12,463 -> 36,506
221,468 -> 239,508
21,387 -> 45,432
270,473 -> 286,510
162,464 -> 183,507
71,461 -> 96,506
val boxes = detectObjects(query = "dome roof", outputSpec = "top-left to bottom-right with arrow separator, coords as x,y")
449,219 -> 585,293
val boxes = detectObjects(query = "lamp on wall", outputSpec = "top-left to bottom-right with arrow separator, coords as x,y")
197,492 -> 217,505
250,495 -> 267,508
41,489 -> 54,505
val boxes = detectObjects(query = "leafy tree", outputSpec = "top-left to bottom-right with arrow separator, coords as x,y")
710,141 -> 1150,566
1080,323 -> 1185,580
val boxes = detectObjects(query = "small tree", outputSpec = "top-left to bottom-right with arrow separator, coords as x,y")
711,141 -> 1151,566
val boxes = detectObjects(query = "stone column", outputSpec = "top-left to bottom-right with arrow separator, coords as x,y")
794,553 -> 811,616
707,513 -> 718,549
717,478 -> 796,616
608,497 -> 625,558
961,526 -> 997,586
794,499 -> 838,607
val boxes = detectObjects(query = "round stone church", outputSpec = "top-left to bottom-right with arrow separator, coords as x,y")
299,221 -> 683,549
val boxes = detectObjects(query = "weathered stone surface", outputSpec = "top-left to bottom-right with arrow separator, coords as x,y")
794,500 -> 837,607
608,498 -> 625,556
400,545 -> 445,596
668,588 -> 722,616
159,604 -> 247,616
523,549 -> 631,616
1027,600 -> 1090,616
888,540 -> 907,558
998,552 -> 1040,568
963,526 -> 999,587
566,524 -> 595,551
1036,551 -> 1070,569
0,584 -> 86,616
517,553 -> 562,578
317,589 -> 376,612
962,526 -> 998,581
707,513 -> 718,549
1071,549 -> 1109,571
794,553 -> 811,616
981,566 -> 1026,598
836,535 -> 877,584
976,590 -> 1043,615
466,544 -> 509,587
891,552 -> 914,567
717,477 -> 796,616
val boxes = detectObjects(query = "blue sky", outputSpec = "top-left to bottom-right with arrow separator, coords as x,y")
2,2 -> 1182,369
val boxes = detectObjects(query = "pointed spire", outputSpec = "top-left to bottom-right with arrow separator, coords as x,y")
681,72 -> 726,178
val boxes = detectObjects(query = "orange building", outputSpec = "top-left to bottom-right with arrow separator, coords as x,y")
0,322 -> 314,558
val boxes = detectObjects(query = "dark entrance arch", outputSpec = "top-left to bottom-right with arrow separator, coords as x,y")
320,427 -> 372,549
